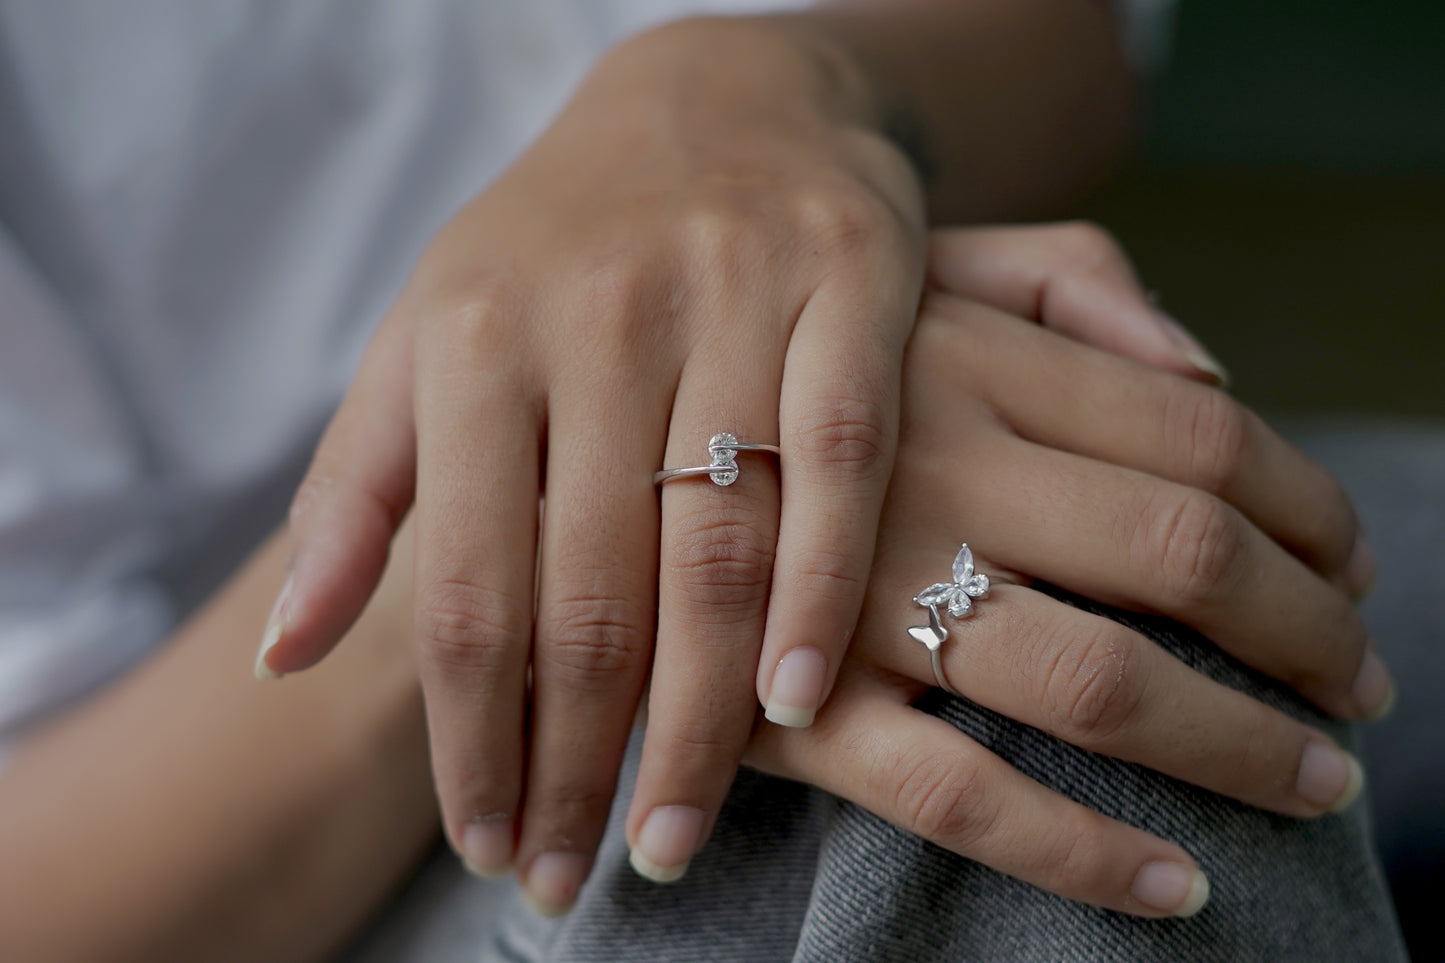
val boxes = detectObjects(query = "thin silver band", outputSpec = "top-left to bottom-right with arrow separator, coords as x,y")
654,433 -> 781,487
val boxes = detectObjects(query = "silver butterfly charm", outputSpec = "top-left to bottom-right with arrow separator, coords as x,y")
908,543 -> 990,650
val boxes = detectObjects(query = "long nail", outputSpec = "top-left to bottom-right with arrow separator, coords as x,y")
524,852 -> 590,917
629,806 -> 706,883
1131,861 -> 1211,917
1296,742 -> 1365,812
764,647 -> 828,728
1157,313 -> 1230,386
1351,648 -> 1396,721
254,574 -> 293,680
460,817 -> 513,879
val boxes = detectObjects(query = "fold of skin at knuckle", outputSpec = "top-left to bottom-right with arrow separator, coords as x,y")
416,576 -> 527,675
536,594 -> 649,692
667,508 -> 774,621
1163,384 -> 1248,497
891,747 -> 997,851
1135,489 -> 1247,609
792,395 -> 893,484
1033,810 -> 1114,900
523,781 -> 616,849
777,543 -> 867,610
287,471 -> 335,531
1035,622 -> 1145,746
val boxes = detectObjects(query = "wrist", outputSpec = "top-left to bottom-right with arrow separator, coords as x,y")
588,15 -> 883,136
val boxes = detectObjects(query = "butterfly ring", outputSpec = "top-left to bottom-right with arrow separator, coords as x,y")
906,543 -> 991,697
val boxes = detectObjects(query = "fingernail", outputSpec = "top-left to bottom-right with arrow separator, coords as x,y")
764,646 -> 828,728
629,805 -> 706,884
1296,742 -> 1365,812
253,574 -> 292,680
1351,648 -> 1396,721
1131,861 -> 1211,917
460,818 -> 513,879
1345,535 -> 1377,599
523,851 -> 591,917
1157,313 -> 1230,386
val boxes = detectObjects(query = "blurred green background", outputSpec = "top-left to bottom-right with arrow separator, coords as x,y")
1082,0 -> 1444,418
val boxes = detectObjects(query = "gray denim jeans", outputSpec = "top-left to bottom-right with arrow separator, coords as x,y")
345,421 -> 1440,962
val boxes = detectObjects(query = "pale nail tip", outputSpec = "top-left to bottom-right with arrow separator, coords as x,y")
461,857 -> 511,881
1175,871 -> 1211,918
764,702 -> 816,728
1186,349 -> 1231,388
520,888 -> 574,918
1365,683 -> 1397,723
1329,755 -> 1366,813
628,848 -> 688,884
253,653 -> 282,681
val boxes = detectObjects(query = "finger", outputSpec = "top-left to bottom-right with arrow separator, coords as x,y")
921,295 -> 1372,593
915,410 -> 1387,721
865,552 -> 1365,817
259,310 -> 415,678
747,673 -> 1211,918
927,222 -> 1227,384
756,254 -> 915,728
518,394 -> 668,915
626,363 -> 783,884
413,336 -> 541,880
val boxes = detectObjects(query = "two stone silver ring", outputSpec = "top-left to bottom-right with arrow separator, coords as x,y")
653,432 -> 781,487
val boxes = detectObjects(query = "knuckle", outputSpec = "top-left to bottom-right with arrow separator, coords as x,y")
528,781 -> 617,834
784,544 -> 867,605
668,510 -> 774,617
1039,625 -> 1143,743
1139,490 -> 1247,606
288,472 -> 334,530
794,184 -> 896,258
893,749 -> 995,848
538,594 -> 649,688
1167,387 -> 1249,495
794,397 -> 892,480
416,577 -> 527,672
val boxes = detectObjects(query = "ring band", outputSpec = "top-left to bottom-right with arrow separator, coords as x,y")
907,542 -> 991,696
654,432 -> 781,487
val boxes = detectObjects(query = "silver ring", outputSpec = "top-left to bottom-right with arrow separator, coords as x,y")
654,432 -> 781,487
906,542 -> 991,696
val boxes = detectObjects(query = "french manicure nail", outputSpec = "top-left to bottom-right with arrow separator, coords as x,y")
1131,861 -> 1211,917
253,574 -> 292,680
1345,535 -> 1377,599
629,805 -> 706,884
1296,742 -> 1365,812
1351,648 -> 1396,721
1157,313 -> 1230,386
460,818 -> 514,879
764,647 -> 828,728
524,851 -> 591,917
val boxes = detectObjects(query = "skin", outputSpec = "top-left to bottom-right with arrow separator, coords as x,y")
0,225 -> 1390,959
259,3 -> 1172,913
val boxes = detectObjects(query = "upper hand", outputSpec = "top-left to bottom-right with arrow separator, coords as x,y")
259,17 -> 927,912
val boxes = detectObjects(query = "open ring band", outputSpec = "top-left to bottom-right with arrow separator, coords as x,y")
654,432 -> 781,487
906,542 -> 991,697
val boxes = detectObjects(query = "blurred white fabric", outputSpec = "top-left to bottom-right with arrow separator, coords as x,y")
0,0 -> 1172,767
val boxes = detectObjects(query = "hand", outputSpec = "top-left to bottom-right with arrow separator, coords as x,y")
744,285 -> 1390,918
260,18 -> 928,910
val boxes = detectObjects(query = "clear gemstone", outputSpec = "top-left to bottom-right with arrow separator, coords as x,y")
710,464 -> 739,486
915,583 -> 957,607
947,594 -> 973,618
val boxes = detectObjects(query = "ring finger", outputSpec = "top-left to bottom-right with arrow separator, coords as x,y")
625,357 -> 783,883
